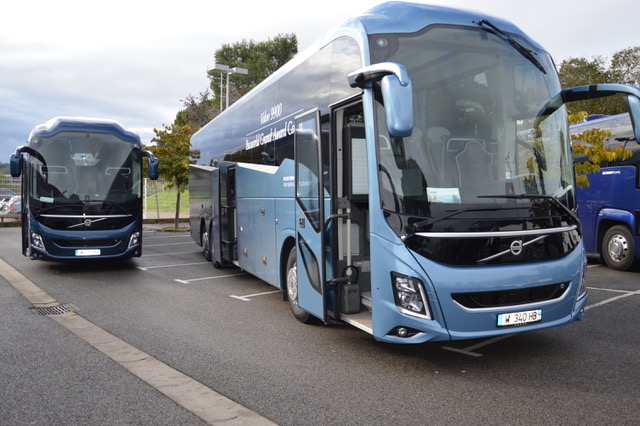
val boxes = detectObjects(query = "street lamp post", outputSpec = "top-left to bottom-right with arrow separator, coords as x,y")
208,63 -> 248,111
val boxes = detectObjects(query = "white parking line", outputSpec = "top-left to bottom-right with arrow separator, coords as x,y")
143,242 -> 196,247
442,334 -> 514,357
584,288 -> 639,311
175,273 -> 248,284
137,261 -> 210,271
142,251 -> 201,258
0,258 -> 275,425
230,290 -> 281,301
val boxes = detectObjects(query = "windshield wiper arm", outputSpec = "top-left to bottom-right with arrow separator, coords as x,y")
98,199 -> 129,214
474,19 -> 546,74
477,194 -> 579,224
410,207 -> 502,234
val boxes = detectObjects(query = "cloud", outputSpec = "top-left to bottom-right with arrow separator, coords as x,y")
1,0 -> 639,161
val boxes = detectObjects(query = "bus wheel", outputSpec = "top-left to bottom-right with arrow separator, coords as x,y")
286,247 -> 312,323
602,225 -> 636,271
201,225 -> 212,261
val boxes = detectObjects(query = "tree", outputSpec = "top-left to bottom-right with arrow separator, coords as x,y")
610,46 -> 640,86
558,56 -> 625,115
570,112 -> 632,188
208,33 -> 298,106
175,90 -> 219,132
146,124 -> 200,228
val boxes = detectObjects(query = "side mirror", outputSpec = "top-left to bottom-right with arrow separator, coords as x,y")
625,94 -> 640,144
348,62 -> 414,137
144,150 -> 159,180
560,84 -> 640,143
381,74 -> 414,137
9,146 -> 25,177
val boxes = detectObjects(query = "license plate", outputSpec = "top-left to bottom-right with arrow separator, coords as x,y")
497,309 -> 542,327
75,249 -> 101,256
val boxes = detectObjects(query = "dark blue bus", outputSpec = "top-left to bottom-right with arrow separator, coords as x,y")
10,117 -> 158,260
571,113 -> 640,270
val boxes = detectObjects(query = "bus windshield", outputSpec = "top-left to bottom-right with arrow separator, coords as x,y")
28,131 -> 142,214
372,25 -> 576,233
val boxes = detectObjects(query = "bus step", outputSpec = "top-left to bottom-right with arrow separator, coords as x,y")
361,292 -> 372,311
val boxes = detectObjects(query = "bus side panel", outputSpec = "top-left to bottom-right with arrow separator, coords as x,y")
234,161 -> 295,287
188,165 -> 215,245
236,197 -> 277,284
577,166 -> 638,256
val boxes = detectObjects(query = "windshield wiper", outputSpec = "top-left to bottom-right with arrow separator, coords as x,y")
410,206 -> 502,234
36,202 -> 82,215
97,199 -> 130,215
474,19 -> 546,74
477,194 -> 579,225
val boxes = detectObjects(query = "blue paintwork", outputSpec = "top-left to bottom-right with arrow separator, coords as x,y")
190,1 -> 589,343
577,166 -> 640,259
29,117 -> 141,145
28,215 -> 143,260
17,117 -> 146,261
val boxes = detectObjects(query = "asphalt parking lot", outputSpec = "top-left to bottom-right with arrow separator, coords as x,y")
1,226 -> 639,425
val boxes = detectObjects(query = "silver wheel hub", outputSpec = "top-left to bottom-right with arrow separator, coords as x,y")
287,265 -> 298,306
607,234 -> 628,262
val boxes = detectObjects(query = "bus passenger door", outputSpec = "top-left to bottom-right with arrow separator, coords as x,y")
294,109 -> 326,321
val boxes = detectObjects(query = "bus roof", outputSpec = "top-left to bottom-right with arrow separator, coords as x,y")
29,117 -> 141,144
198,1 -> 538,125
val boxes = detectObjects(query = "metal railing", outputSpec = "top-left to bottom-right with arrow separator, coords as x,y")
0,175 -> 189,223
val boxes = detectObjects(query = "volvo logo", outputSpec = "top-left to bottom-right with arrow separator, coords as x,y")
510,239 -> 524,256
84,219 -> 93,227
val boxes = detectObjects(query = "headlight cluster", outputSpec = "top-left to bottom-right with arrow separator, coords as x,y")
30,231 -> 45,249
128,231 -> 141,249
392,273 -> 431,319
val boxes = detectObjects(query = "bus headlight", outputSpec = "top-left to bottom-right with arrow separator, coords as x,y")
392,273 -> 431,319
31,232 -> 45,249
128,231 -> 141,249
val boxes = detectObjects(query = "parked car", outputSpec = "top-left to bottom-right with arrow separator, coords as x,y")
0,187 -> 16,202
6,195 -> 21,214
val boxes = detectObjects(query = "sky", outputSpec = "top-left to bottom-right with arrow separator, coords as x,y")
1,0 -> 638,161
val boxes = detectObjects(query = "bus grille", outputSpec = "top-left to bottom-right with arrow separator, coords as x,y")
452,282 -> 569,309
54,239 -> 120,248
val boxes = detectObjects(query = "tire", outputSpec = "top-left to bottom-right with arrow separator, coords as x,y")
285,247 -> 312,323
602,225 -> 636,271
201,224 -> 212,261
202,223 -> 223,269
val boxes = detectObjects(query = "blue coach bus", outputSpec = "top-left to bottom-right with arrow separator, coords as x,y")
189,1 -> 640,343
10,117 -> 159,260
571,113 -> 640,270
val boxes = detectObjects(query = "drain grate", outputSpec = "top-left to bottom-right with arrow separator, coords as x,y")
32,303 -> 78,316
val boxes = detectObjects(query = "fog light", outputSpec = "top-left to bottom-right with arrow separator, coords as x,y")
392,273 -> 431,319
128,231 -> 140,249
577,260 -> 588,300
31,232 -> 44,249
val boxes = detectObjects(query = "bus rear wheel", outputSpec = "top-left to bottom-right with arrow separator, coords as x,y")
286,247 -> 312,323
201,225 -> 212,261
202,223 -> 222,268
602,225 -> 636,271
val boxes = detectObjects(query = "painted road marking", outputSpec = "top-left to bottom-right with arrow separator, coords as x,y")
137,261 -> 210,271
230,290 -> 281,301
175,273 -> 248,284
0,258 -> 275,425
